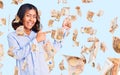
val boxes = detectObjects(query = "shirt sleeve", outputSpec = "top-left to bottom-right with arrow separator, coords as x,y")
52,30 -> 69,51
7,33 -> 38,60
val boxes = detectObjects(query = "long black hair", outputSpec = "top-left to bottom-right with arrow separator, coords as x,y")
12,3 -> 40,33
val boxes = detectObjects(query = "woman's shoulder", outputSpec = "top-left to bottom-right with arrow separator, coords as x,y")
7,31 -> 16,38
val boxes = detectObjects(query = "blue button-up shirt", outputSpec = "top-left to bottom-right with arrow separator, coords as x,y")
7,31 -> 50,75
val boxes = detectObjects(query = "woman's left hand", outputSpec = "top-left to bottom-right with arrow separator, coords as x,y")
36,30 -> 46,42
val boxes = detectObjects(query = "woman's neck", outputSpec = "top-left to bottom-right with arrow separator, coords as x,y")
24,29 -> 31,35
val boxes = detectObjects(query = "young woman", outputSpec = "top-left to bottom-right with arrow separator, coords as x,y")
7,3 -> 50,75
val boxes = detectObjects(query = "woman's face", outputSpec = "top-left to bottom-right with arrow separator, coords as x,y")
23,9 -> 37,31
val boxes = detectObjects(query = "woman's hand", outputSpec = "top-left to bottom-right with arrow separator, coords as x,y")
36,31 -> 46,42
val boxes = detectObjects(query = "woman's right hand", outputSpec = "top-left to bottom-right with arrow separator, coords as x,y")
36,30 -> 46,42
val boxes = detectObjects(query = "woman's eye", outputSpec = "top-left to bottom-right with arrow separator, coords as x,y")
25,14 -> 36,19
26,14 -> 31,17
33,16 -> 37,18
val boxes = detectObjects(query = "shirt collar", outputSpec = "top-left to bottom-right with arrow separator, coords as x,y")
24,31 -> 36,39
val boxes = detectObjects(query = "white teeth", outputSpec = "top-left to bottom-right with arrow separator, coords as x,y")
28,22 -> 33,26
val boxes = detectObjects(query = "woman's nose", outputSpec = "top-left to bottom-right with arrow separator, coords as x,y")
29,15 -> 36,20
29,16 -> 34,20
